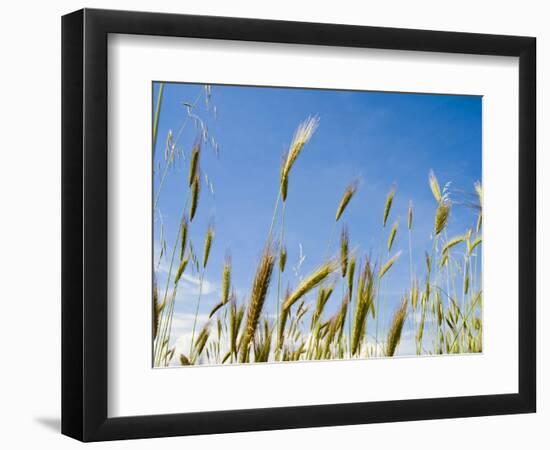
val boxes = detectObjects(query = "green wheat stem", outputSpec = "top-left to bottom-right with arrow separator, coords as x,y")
448,292 -> 482,350
154,207 -> 187,365
268,189 -> 282,239
407,227 -> 416,343
190,271 -> 205,355
443,230 -> 452,352
152,83 -> 164,158
434,236 -> 440,354
276,201 -> 286,349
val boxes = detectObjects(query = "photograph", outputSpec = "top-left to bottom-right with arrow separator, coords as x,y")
152,82 -> 483,367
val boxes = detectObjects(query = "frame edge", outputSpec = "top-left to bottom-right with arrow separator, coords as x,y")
61,8 -> 85,442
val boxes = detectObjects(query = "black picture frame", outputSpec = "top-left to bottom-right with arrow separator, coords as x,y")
61,8 -> 536,442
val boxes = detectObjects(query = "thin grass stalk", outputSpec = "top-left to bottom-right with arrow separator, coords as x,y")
351,261 -> 374,356
152,83 -> 164,158
154,90 -> 202,211
154,206 -> 187,365
190,226 -> 214,354
347,255 -> 356,354
276,201 -> 287,349
407,201 -> 416,342
448,291 -> 482,350
280,261 -> 337,355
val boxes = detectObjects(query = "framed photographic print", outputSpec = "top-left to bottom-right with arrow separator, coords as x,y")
61,8 -> 536,442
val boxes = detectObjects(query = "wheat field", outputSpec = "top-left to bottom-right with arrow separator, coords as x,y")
152,83 -> 483,367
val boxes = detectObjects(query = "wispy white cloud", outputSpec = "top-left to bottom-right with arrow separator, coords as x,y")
178,273 -> 217,295
168,312 -> 210,363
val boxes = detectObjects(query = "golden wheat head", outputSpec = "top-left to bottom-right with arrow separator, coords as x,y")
280,116 -> 319,201
202,225 -> 214,268
282,259 -> 338,312
386,295 -> 408,356
340,226 -> 349,277
429,170 -> 442,203
379,250 -> 402,279
335,180 -> 358,221
221,254 -> 232,304
240,245 -> 276,362
434,201 -> 451,235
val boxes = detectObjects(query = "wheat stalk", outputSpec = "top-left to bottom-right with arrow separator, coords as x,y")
335,181 -> 358,221
221,255 -> 231,304
279,245 -> 287,273
152,83 -> 164,156
179,216 -> 188,261
208,257 -> 232,318
410,279 -> 419,310
311,284 -> 335,328
340,226 -> 349,277
383,185 -> 396,227
240,245 -> 276,362
351,260 -> 375,355
388,221 -> 398,252
434,201 -> 451,235
280,116 -> 319,201
379,250 -> 402,279
469,236 -> 482,256
188,143 -> 200,186
192,323 -> 210,363
429,170 -> 442,203
347,255 -> 356,303
203,225 -> 214,268
174,255 -> 189,285
386,295 -> 408,356
229,300 -> 245,361
282,260 -> 338,311
189,173 -> 200,221
443,235 -> 465,254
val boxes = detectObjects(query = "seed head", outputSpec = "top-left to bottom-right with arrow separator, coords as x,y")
429,170 -> 442,203
202,225 -> 214,268
340,226 -> 349,277
335,181 -> 358,221
434,201 -> 451,235
383,185 -> 396,227
280,116 -> 319,201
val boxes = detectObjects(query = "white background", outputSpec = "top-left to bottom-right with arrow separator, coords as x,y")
109,35 -> 518,417
0,0 -> 547,448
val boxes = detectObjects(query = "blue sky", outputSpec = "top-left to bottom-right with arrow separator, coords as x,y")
153,82 -> 481,358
